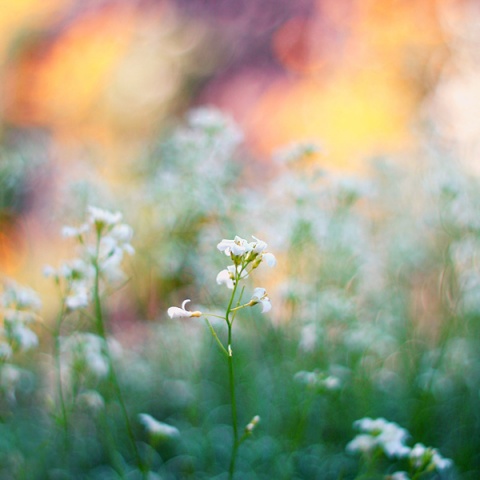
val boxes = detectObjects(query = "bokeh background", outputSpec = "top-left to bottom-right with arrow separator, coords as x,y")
2,1 -> 480,478
2,0 -> 480,282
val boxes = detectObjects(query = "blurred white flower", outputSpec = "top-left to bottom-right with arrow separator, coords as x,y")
65,282 -> 90,310
245,415 -> 260,433
249,288 -> 271,313
387,472 -> 410,480
348,417 -> 410,459
88,206 -> 122,230
61,333 -> 109,379
295,370 -> 341,392
138,413 -> 180,440
168,299 -> 202,319
61,224 -> 89,238
409,443 -> 452,471
261,252 -> 277,267
346,434 -> 377,454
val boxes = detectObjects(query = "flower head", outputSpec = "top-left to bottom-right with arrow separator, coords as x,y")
249,288 -> 272,313
216,265 -> 249,289
167,299 -> 202,319
347,417 -> 411,459
217,236 -> 252,258
409,443 -> 452,472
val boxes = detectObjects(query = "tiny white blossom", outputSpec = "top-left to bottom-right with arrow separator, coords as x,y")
346,434 -> 377,454
349,417 -> 411,459
88,206 -> 122,230
65,282 -> 90,310
61,224 -> 89,238
262,252 -> 277,267
61,333 -> 109,379
167,299 -> 202,319
9,324 -> 38,351
217,236 -> 252,257
216,265 -> 248,289
139,413 -> 180,439
0,342 -> 12,360
245,415 -> 260,433
251,236 -> 267,253
388,472 -> 410,480
249,288 -> 272,313
409,443 -> 452,471
216,268 -> 234,289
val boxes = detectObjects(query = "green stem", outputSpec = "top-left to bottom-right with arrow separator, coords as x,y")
93,235 -> 147,478
204,317 -> 228,357
227,322 -> 238,480
226,267 -> 243,480
53,302 -> 69,438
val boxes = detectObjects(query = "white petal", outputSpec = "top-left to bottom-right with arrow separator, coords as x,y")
216,270 -> 234,289
263,253 -> 277,267
260,298 -> 272,313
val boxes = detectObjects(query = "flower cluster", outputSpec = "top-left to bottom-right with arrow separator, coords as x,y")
216,235 -> 275,312
60,332 -> 110,381
408,442 -> 452,472
45,206 -> 134,311
346,417 -> 411,458
346,417 -> 452,477
0,279 -> 41,357
168,235 -> 276,319
294,370 -> 342,392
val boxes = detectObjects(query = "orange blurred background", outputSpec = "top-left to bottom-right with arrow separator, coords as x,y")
0,0 -> 478,278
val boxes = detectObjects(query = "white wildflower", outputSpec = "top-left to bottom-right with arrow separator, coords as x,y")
88,206 -> 122,230
61,333 -> 109,379
245,415 -> 260,433
138,413 -> 180,440
346,434 -> 377,454
249,288 -> 272,313
65,282 -> 90,310
216,265 -> 248,289
409,443 -> 452,471
217,236 -> 252,257
387,472 -> 410,480
167,299 -> 202,319
61,224 -> 89,238
8,324 -> 38,351
348,417 -> 410,459
0,342 -> 12,360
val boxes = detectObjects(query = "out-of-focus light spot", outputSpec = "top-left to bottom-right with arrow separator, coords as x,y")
0,0 -> 69,61
250,69 -> 414,170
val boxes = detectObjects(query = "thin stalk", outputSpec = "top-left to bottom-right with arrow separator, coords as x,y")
93,234 -> 146,477
204,317 -> 228,357
226,267 -> 242,480
227,322 -> 239,480
53,301 -> 69,438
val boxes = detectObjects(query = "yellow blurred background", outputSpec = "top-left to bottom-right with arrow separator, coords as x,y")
0,0 -> 478,281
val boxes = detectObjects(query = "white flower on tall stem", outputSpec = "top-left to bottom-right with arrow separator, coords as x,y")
249,288 -> 272,313
168,299 -> 202,319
